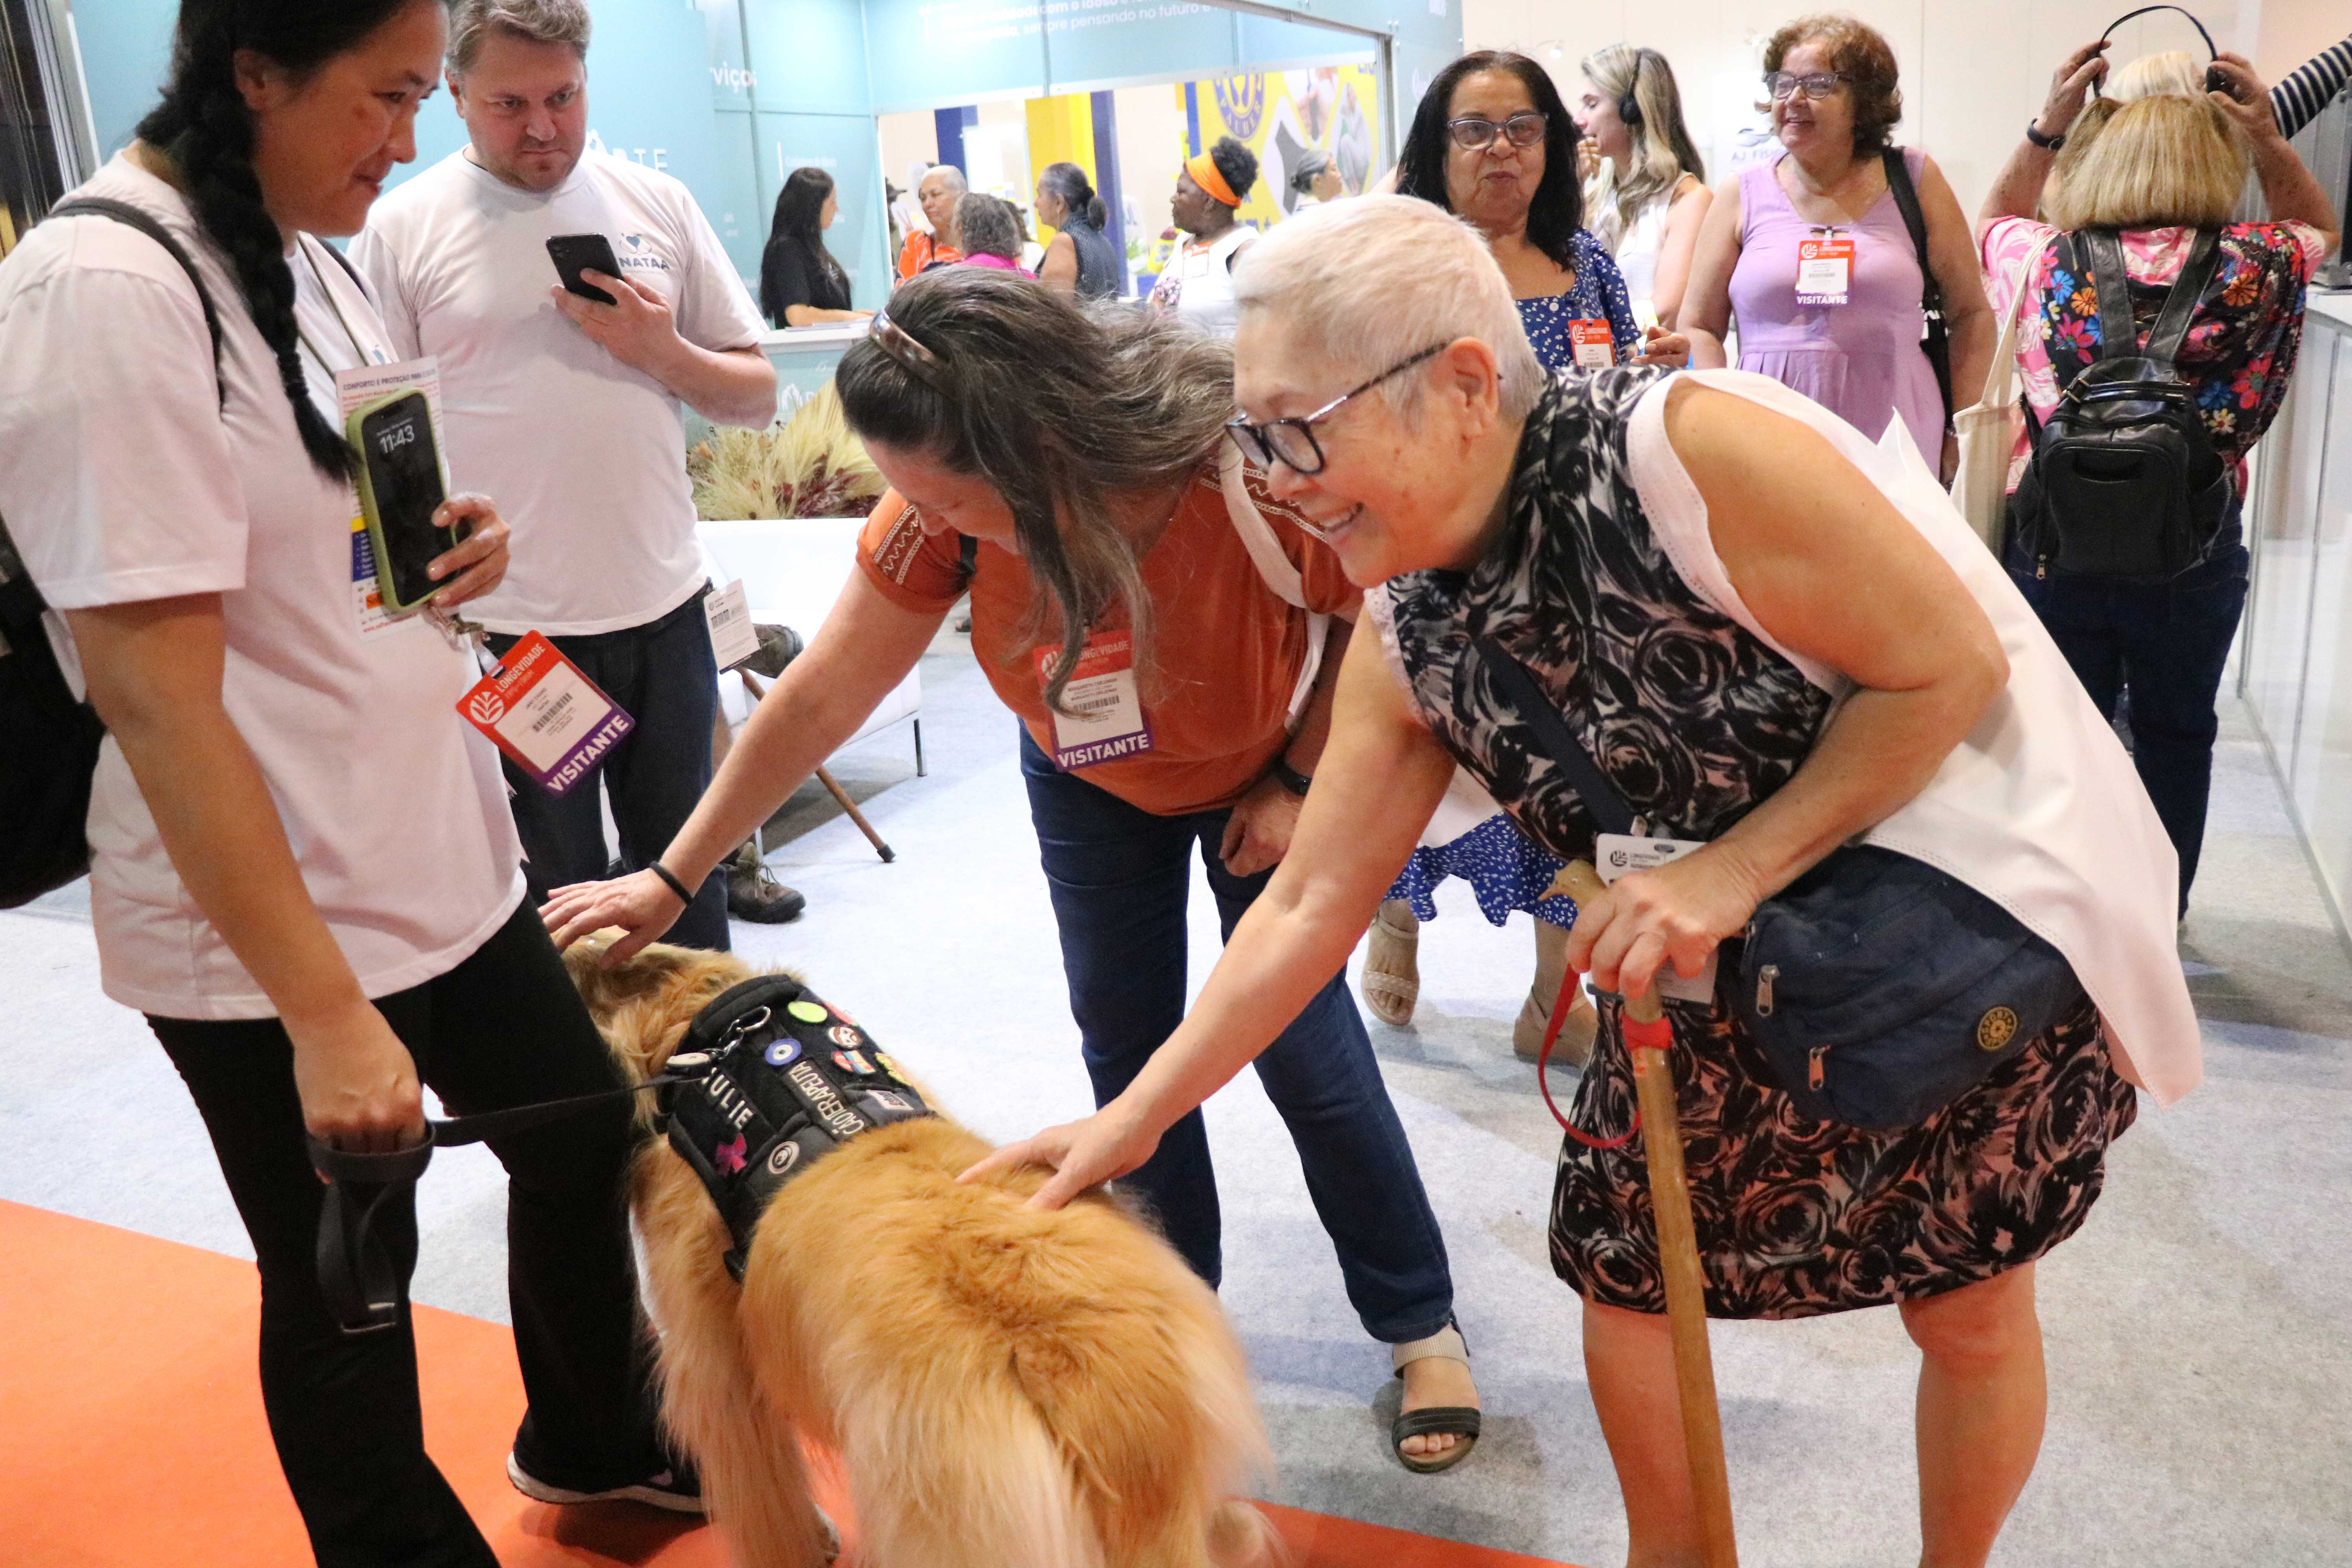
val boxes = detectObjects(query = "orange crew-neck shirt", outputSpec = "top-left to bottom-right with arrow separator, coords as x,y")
857,462 -> 1359,816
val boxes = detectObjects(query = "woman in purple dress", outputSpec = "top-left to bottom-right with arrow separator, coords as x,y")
1681,15 -> 1992,479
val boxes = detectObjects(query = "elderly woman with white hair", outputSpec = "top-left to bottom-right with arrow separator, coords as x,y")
971,194 -> 2203,1566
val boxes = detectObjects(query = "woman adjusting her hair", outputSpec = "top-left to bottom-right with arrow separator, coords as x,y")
540,268 -> 1488,1474
0,0 -> 694,1557
968,196 -> 2202,1565
1680,13 -> 1994,482
1151,133 -> 1259,338
1977,40 -> 2339,918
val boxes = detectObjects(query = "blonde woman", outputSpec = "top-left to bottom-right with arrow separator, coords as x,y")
1575,44 -> 1712,329
1977,44 -> 2338,915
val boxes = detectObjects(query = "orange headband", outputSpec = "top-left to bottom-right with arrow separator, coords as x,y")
1185,151 -> 1241,208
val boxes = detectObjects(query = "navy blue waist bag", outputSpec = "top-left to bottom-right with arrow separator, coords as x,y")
1476,638 -> 2087,1131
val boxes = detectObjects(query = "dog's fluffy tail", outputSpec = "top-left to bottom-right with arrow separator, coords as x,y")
840,1379 -> 1104,1568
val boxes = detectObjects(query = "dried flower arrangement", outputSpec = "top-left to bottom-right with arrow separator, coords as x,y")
690,384 -> 886,521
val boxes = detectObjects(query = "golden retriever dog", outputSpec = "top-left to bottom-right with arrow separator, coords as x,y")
564,936 -> 1278,1568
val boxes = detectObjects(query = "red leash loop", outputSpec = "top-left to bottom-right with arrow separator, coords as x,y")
1536,959 -> 1646,1150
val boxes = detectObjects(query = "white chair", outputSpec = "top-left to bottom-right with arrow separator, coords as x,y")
696,517 -> 925,776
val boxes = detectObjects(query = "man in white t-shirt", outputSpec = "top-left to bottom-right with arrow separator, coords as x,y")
354,0 -> 778,953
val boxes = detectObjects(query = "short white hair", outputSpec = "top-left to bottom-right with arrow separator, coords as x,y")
919,165 -> 967,193
1233,195 -> 1544,423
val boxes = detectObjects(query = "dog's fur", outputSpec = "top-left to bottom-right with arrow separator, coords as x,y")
566,936 -> 1278,1568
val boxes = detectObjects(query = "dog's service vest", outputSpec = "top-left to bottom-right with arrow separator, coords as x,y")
658,974 -> 934,1280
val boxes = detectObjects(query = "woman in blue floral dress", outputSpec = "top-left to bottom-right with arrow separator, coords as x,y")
1375,50 -> 1657,1055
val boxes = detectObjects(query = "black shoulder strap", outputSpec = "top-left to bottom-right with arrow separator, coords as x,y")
2145,228 -> 2223,365
958,532 -> 978,582
49,198 -> 226,409
2083,229 -> 2139,363
1472,636 -> 1639,837
1880,147 -> 1932,286
1879,149 -> 1952,425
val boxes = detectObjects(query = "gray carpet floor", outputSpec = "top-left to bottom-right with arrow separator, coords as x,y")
4,628 -> 2346,1568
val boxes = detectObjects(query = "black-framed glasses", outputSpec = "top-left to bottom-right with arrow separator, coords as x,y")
1446,111 -> 1548,151
1225,345 -> 1446,477
1764,70 -> 1849,101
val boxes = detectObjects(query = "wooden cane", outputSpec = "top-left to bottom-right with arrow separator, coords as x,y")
1555,860 -> 1738,1568
736,669 -> 896,864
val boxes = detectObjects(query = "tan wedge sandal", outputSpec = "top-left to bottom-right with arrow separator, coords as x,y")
1389,1323 -> 1481,1474
1514,980 -> 1599,1067
1360,902 -> 1421,1027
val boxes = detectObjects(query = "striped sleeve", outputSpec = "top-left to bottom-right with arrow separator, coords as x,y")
2272,33 -> 2352,142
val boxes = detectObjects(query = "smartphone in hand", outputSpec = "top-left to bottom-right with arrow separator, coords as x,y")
347,390 -> 458,614
546,233 -> 623,305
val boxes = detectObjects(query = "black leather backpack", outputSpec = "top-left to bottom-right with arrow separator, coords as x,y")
0,198 -> 223,907
2010,227 -> 2231,581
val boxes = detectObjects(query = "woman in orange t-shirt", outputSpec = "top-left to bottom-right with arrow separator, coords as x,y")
542,269 -> 1484,1472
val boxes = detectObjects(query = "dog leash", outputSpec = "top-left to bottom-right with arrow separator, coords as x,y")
308,1070 -> 701,1336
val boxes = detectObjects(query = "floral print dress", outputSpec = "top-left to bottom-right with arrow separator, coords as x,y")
1979,216 -> 2328,496
1366,368 -> 2140,1318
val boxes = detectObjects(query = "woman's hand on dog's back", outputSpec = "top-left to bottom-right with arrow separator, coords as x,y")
957,1103 -> 1162,1210
541,869 -> 686,964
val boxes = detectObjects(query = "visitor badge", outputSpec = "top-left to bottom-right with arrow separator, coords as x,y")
1568,319 -> 1616,368
1796,233 -> 1853,307
1034,629 -> 1151,770
1593,832 -> 1718,1006
457,631 -> 634,795
703,578 -> 760,670
333,357 -> 445,638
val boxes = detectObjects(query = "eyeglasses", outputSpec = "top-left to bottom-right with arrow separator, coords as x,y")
1446,111 -> 1548,151
1764,70 -> 1849,101
1225,346 -> 1446,477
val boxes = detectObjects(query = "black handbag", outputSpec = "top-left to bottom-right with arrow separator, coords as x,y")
0,199 -> 225,908
1476,637 -> 2085,1131
1880,148 -> 1951,435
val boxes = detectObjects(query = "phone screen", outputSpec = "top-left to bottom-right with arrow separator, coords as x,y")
547,233 -> 622,305
357,392 -> 450,606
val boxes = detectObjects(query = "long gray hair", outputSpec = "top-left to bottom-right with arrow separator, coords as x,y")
835,269 -> 1234,711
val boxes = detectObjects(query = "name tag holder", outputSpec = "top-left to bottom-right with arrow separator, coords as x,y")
458,631 -> 635,796
1796,227 -> 1854,308
1568,319 -> 1616,367
1034,629 -> 1152,771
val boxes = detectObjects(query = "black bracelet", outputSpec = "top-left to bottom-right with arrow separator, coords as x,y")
2024,118 -> 2065,150
1270,756 -> 1313,798
648,861 -> 695,905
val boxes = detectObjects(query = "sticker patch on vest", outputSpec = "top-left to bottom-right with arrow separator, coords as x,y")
788,1000 -> 829,1024
713,1134 -> 748,1174
766,1140 -> 800,1176
867,1090 -> 913,1113
764,1038 -> 802,1068
828,1024 -> 861,1048
1976,1006 -> 2020,1053
833,1049 -> 874,1075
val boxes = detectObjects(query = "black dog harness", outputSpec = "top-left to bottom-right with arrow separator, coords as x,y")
308,976 -> 931,1332
654,974 -> 934,1280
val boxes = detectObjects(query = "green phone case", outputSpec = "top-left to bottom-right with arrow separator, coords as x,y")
345,388 -> 454,615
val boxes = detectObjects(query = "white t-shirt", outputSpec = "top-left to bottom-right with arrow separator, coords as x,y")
352,151 -> 766,635
0,155 -> 524,1019
1152,225 -> 1256,339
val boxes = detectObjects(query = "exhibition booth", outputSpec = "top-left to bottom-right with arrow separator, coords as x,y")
36,0 -> 1458,314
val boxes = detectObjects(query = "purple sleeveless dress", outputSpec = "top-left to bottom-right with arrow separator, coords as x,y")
1730,148 -> 1944,464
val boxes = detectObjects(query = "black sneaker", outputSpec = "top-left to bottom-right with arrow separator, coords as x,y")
727,858 -> 807,924
506,1450 -> 706,1514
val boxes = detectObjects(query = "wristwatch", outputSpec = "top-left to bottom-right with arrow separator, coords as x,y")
2024,118 -> 2065,151
1270,756 -> 1313,798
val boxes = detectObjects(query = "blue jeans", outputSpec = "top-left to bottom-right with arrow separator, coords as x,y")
2007,534 -> 2250,914
1020,728 -> 1455,1344
487,587 -> 728,951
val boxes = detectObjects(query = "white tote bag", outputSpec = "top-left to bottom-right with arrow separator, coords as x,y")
1949,258 -> 2033,552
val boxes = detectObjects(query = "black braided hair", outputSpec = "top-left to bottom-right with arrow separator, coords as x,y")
136,0 -> 431,480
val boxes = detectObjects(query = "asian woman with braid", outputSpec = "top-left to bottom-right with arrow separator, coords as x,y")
0,1 -> 698,1557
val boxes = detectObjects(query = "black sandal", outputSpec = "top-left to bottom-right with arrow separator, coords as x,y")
1389,1323 -> 1481,1474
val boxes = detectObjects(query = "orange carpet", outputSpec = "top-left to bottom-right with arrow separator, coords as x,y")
0,1200 -> 1575,1568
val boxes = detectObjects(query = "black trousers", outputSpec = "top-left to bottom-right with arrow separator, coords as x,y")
486,587 -> 730,951
149,903 -> 666,1568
